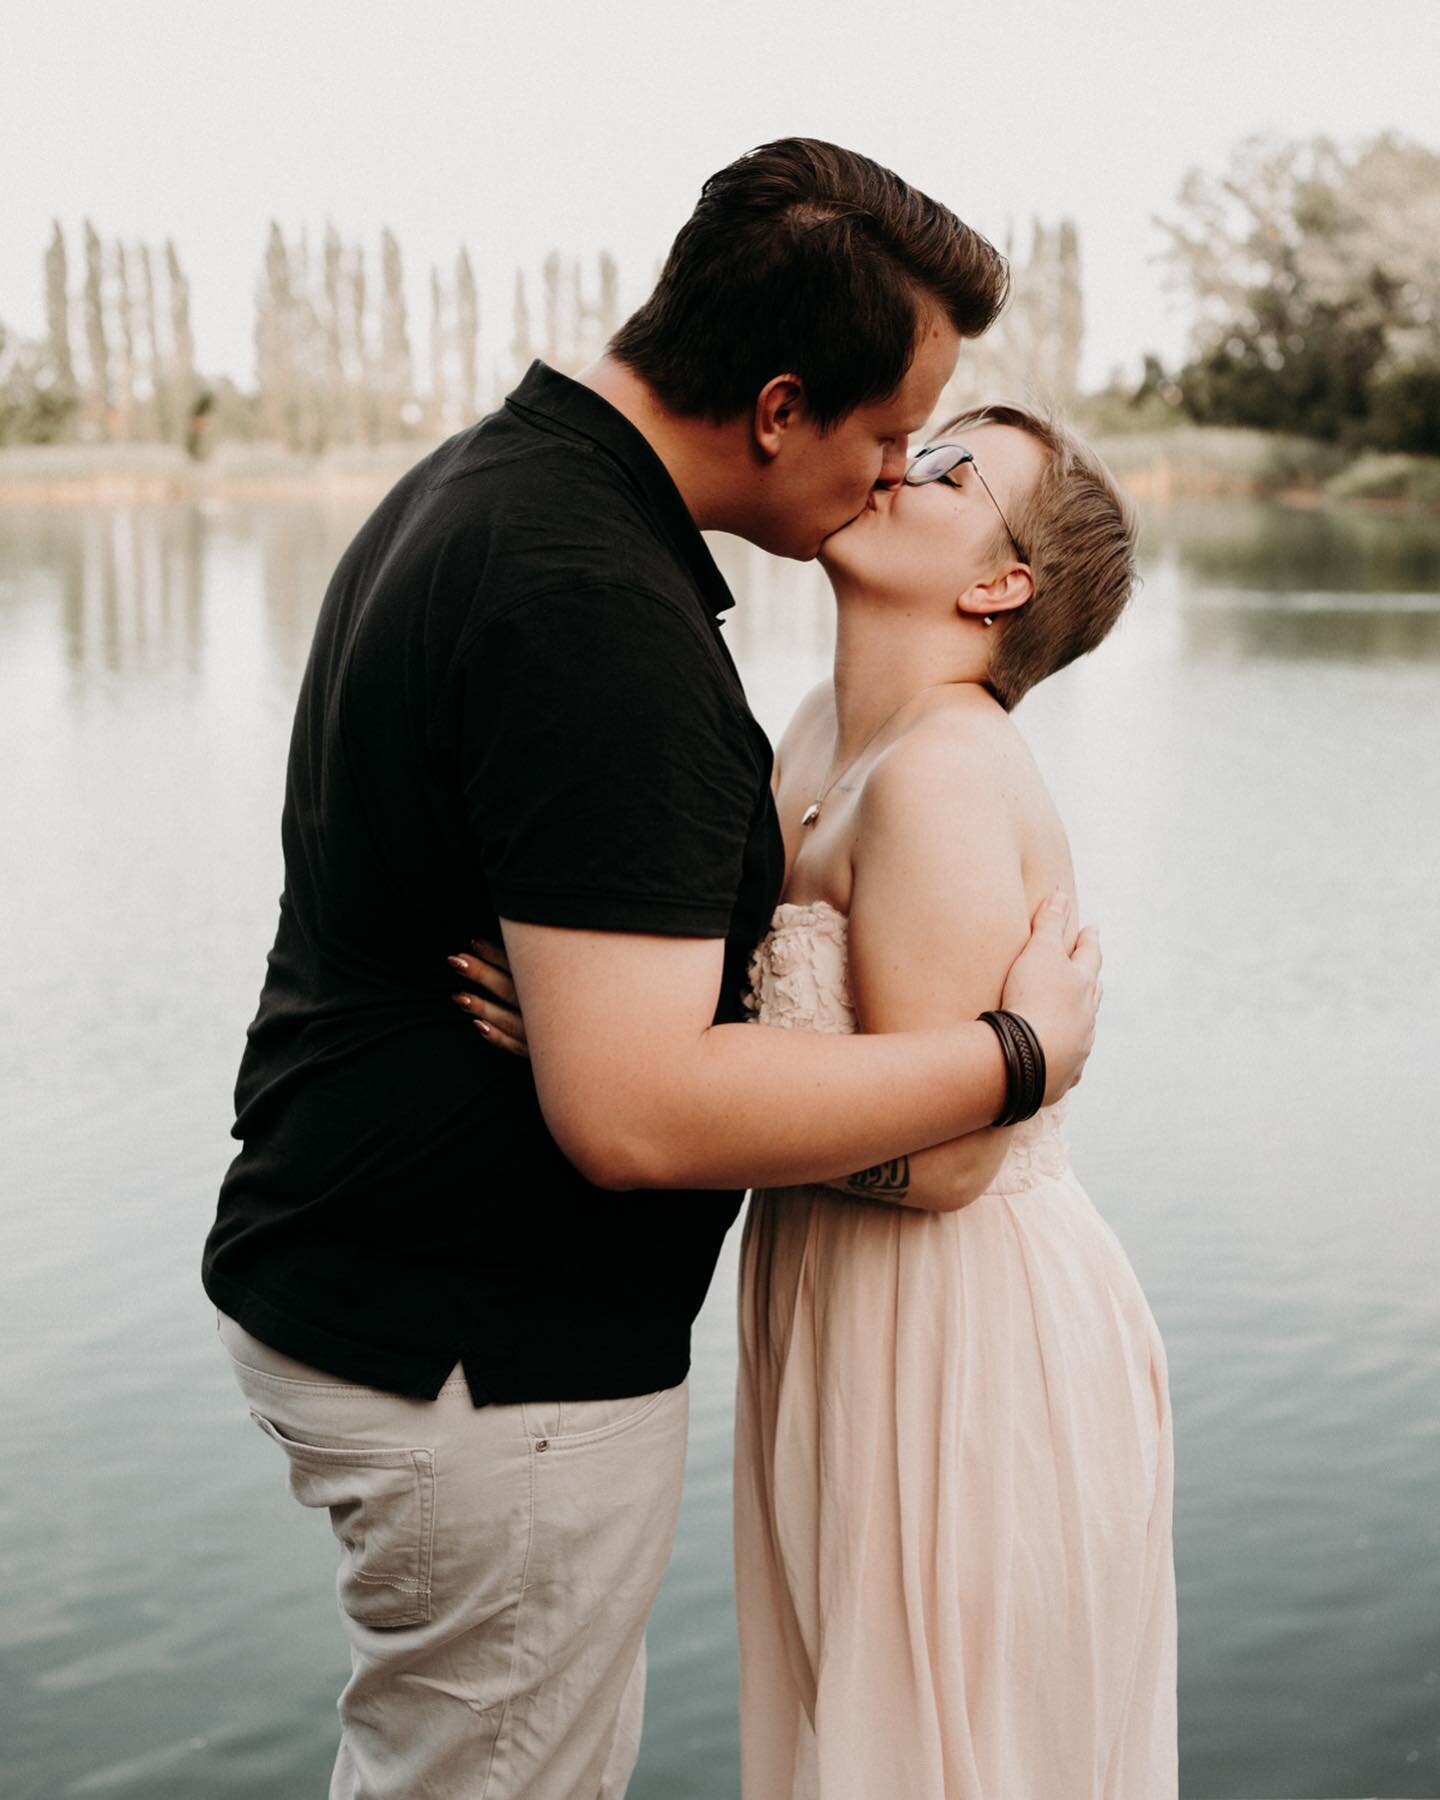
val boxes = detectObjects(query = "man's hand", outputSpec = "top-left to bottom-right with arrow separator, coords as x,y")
448,938 -> 530,1058
998,892 -> 1102,1103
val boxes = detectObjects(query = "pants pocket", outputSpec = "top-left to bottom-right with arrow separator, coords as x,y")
248,1410 -> 436,1627
521,1389 -> 668,1450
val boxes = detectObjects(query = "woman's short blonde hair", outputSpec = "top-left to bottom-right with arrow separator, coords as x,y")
941,404 -> 1138,710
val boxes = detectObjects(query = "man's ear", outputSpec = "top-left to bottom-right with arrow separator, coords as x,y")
753,375 -> 806,461
956,562 -> 1033,620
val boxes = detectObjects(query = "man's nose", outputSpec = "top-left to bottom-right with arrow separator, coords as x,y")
876,442 -> 909,488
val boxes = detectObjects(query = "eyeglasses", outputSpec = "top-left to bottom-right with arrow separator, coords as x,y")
904,442 -> 1025,563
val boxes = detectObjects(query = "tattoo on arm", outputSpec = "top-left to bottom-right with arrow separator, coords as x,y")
842,1155 -> 911,1201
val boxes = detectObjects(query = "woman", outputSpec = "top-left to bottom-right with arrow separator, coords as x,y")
459,405 -> 1176,1799
731,406 -> 1175,1800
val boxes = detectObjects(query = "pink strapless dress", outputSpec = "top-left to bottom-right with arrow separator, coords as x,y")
734,901 -> 1178,1800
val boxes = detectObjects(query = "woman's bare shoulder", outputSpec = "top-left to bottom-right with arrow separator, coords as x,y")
866,691 -> 1036,807
774,676 -> 834,775
789,676 -> 836,734
859,693 -> 1071,890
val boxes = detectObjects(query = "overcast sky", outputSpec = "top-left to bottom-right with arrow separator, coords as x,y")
4,0 -> 1437,395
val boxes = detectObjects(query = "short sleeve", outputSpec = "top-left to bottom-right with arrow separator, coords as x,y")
457,585 -> 765,935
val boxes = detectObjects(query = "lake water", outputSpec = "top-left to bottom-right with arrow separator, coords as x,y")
2,490 -> 1438,1800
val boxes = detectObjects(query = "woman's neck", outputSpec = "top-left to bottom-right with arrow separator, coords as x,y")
828,592 -> 991,768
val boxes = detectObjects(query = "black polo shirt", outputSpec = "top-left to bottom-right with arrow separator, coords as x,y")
203,362 -> 784,1404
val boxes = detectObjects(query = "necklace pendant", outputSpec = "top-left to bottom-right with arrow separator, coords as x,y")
800,802 -> 822,829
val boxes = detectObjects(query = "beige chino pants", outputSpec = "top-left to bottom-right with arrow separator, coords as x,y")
219,1314 -> 689,1799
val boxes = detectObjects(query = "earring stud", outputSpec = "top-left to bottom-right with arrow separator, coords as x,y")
982,614 -> 995,627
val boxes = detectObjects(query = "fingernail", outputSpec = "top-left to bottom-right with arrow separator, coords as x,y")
450,992 -> 473,1009
473,1019 -> 491,1035
448,954 -> 468,972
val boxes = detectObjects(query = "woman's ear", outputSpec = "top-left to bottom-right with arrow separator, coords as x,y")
956,561 -> 1033,622
753,375 -> 806,461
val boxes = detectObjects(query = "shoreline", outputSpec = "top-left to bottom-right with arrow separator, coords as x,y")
2,434 -> 1438,515
0,442 -> 434,508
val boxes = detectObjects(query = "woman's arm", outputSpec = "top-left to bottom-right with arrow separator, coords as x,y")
828,718 -> 1073,1213
820,1129 -> 1011,1213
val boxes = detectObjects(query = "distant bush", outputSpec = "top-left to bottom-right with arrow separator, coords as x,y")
1256,434 -> 1351,493
1176,297 -> 1388,444
1324,451 -> 1440,507
0,325 -> 78,447
1092,425 -> 1347,496
1074,358 -> 1189,438
1365,361 -> 1440,456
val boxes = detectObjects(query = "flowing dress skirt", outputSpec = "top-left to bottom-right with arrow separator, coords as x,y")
734,904 -> 1177,1800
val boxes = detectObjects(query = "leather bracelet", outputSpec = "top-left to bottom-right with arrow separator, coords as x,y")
980,1008 -> 1020,1120
981,1010 -> 1043,1126
1005,1012 -> 1047,1123
977,1009 -> 1047,1127
1000,1011 -> 1046,1124
993,1013 -> 1032,1127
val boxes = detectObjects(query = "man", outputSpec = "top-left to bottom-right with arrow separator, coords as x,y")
205,138 -> 1102,1799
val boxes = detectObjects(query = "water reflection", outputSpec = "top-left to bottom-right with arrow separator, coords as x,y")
0,498 -> 372,686
5,496 -> 1439,694
0,504 -> 203,679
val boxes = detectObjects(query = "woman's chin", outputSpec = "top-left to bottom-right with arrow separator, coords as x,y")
818,514 -> 866,576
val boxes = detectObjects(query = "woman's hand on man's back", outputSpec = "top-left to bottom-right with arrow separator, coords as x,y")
999,891 -> 1102,1103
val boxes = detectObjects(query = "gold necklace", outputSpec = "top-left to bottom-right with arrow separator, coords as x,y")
800,682 -> 961,829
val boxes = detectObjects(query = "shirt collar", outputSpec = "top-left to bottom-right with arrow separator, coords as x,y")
504,361 -> 736,618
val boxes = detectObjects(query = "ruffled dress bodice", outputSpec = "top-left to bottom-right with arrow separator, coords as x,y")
743,900 -> 1070,1195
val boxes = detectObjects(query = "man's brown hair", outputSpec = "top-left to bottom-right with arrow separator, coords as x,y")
611,138 -> 1009,429
943,404 -> 1138,710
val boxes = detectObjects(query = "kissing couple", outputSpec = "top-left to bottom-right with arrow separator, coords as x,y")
205,137 -> 1177,1799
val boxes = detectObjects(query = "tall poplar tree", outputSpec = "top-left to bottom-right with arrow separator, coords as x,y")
256,221 -> 296,444
429,266 -> 448,433
349,243 -> 371,443
455,246 -> 479,422
291,229 -> 321,451
139,244 -> 168,440
541,250 -> 566,366
323,224 -> 347,445
597,250 -> 620,342
165,240 -> 195,440
43,221 -> 76,426
379,228 -> 413,437
113,241 -> 138,441
82,220 -> 110,437
1056,220 -> 1084,407
511,270 -> 534,386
